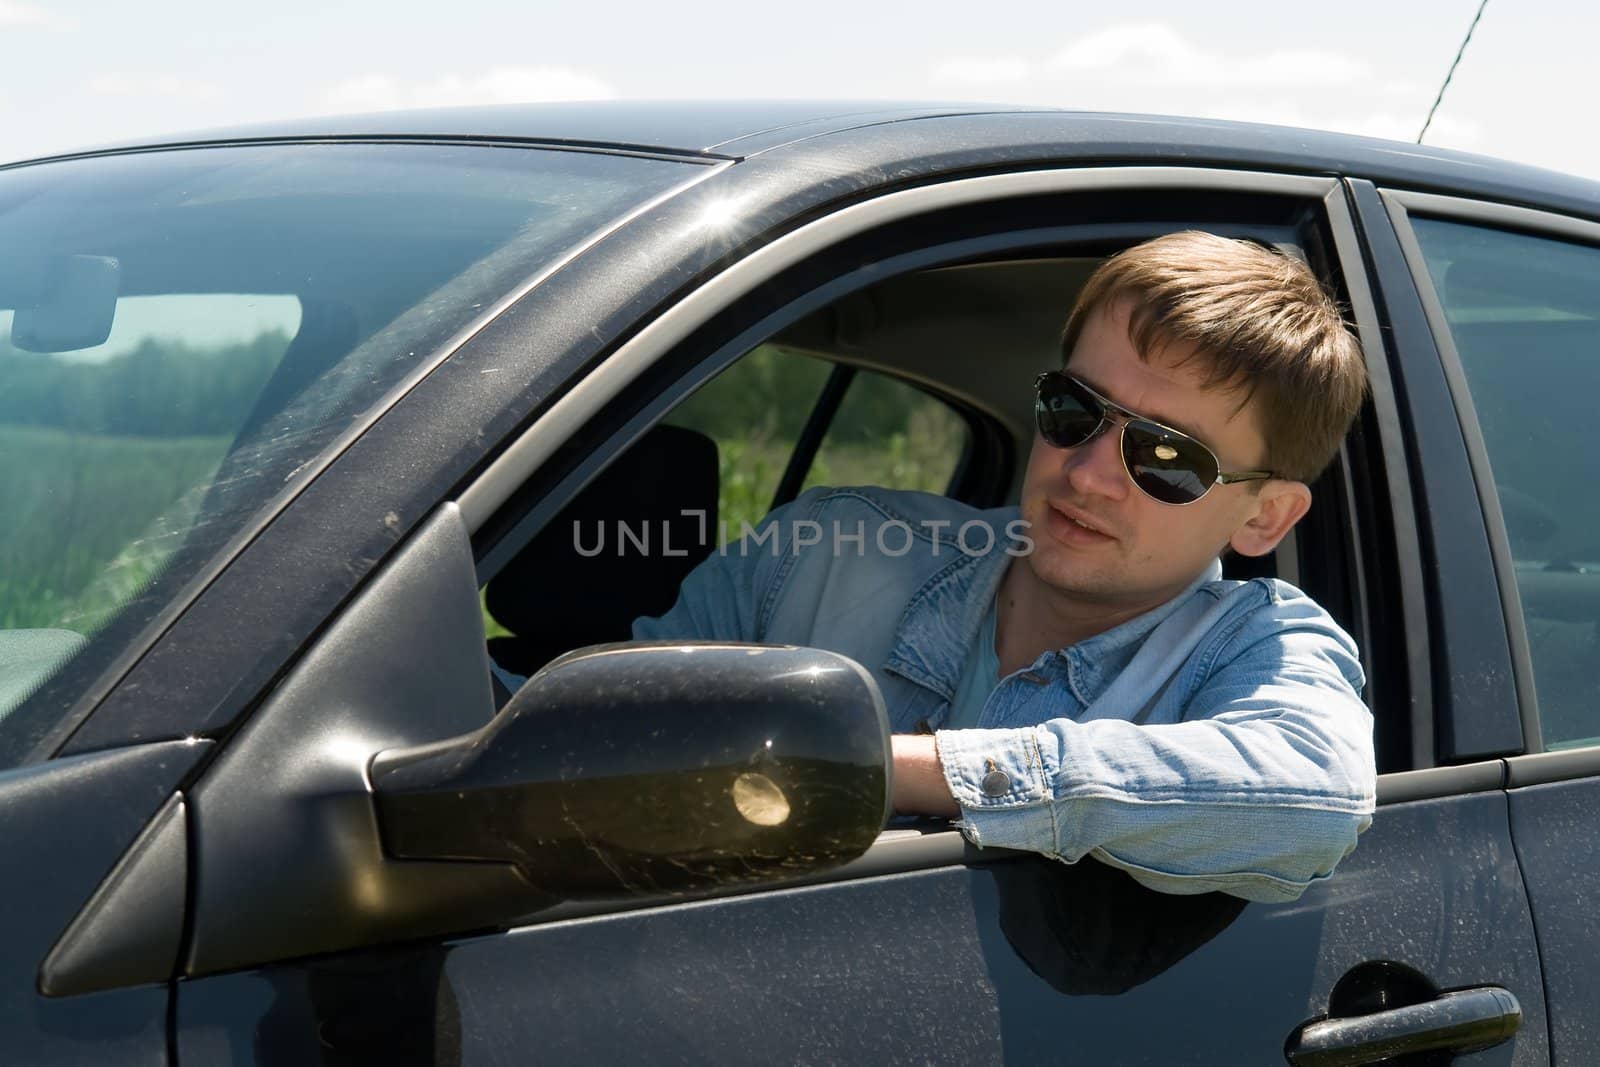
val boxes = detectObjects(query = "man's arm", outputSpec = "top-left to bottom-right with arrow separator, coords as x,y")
890,734 -> 958,817
631,542 -> 761,643
921,610 -> 1376,903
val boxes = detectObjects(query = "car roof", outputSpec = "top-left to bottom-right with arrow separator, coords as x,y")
15,100 -> 1600,219
29,101 -> 1034,160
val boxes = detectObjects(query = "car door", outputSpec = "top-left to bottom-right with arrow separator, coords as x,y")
161,151 -> 1548,1064
1375,187 -> 1600,1066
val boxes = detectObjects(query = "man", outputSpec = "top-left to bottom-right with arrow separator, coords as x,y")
634,231 -> 1374,903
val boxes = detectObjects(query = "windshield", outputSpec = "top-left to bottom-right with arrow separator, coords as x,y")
0,141 -> 702,766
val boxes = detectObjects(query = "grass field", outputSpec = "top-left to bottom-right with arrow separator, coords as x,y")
4,391 -> 962,644
0,425 -> 227,631
699,403 -> 967,537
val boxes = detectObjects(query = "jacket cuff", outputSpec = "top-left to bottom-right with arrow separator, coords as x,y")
935,726 -> 1057,851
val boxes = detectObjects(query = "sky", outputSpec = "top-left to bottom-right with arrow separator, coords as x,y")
0,0 -> 1592,182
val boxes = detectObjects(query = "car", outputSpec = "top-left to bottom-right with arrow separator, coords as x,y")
2,100 -> 1597,1065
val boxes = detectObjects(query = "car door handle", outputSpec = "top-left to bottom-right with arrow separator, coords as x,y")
1284,986 -> 1522,1066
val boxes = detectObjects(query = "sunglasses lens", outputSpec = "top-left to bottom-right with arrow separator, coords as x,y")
1123,421 -> 1219,504
1035,375 -> 1102,448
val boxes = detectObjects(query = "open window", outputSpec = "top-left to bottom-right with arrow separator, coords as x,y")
473,179 -> 1407,773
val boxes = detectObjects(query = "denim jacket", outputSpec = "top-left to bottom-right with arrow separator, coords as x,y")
633,486 -> 1376,902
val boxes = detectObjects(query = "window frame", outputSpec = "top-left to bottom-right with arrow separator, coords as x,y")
461,166 -> 1436,856
1380,188 -> 1600,762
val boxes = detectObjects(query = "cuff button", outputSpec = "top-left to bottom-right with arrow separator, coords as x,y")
980,759 -> 1010,798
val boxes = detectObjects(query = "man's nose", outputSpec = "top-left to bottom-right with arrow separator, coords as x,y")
1063,421 -> 1129,500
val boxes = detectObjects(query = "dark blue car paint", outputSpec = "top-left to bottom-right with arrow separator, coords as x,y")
1344,179 -> 1524,762
0,741 -> 207,1065
174,791 -> 1545,1065
1506,777 -> 1600,1062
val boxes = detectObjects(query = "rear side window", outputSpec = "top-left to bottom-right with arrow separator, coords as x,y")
1411,217 -> 1600,749
663,344 -> 833,531
663,344 -> 970,533
800,369 -> 968,500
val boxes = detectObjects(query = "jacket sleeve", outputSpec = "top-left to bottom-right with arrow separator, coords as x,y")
935,599 -> 1376,903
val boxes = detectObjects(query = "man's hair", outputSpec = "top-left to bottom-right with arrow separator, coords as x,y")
1060,231 -> 1367,483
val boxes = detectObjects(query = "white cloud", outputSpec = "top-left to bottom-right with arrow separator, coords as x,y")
923,22 -> 1476,156
320,67 -> 615,114
1194,100 -> 1483,148
87,74 -> 222,101
1379,78 -> 1427,99
1053,24 -> 1203,76
0,0 -> 74,29
1052,23 -> 1369,89
933,57 -> 1032,84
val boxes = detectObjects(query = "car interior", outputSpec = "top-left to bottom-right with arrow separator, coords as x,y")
479,241 -> 1389,760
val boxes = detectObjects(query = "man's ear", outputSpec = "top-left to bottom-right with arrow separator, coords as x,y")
1229,480 -> 1312,558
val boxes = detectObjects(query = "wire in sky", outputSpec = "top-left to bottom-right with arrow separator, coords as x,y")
1418,0 -> 1491,144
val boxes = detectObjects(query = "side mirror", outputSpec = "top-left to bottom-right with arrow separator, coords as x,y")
370,642 -> 890,900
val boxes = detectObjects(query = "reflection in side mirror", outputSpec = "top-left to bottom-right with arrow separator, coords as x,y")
7,254 -> 120,353
370,642 -> 891,900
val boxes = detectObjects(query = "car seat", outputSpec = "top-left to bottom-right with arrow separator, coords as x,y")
485,423 -> 720,680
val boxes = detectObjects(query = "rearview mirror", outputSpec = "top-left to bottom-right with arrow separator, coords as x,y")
370,642 -> 890,900
7,254 -> 120,353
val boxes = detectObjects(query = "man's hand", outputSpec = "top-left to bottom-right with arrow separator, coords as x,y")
890,734 -> 959,817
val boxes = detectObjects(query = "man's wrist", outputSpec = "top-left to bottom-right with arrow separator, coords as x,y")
890,733 -> 960,817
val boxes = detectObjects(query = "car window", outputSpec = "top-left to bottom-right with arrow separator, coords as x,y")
1410,217 -> 1600,749
661,343 -> 832,531
480,341 -> 974,677
799,369 -> 968,500
0,294 -> 299,698
662,343 -> 970,532
0,142 -> 702,766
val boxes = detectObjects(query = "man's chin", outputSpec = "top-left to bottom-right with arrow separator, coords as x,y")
1024,548 -> 1121,599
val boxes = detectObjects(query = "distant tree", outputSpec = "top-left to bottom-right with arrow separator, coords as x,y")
0,329 -> 288,437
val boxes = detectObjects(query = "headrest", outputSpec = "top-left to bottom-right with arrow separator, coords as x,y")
486,423 -> 719,650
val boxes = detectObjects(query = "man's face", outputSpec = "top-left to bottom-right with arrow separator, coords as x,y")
1016,299 -> 1284,614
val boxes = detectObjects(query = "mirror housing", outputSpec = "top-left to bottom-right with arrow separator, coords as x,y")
8,254 -> 120,353
371,642 -> 890,900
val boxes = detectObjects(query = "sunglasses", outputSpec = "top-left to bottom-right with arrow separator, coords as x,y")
1033,371 -> 1274,505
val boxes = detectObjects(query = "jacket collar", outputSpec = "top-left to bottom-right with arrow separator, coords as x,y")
883,514 -> 1223,701
882,509 -> 1018,698
1058,558 -> 1223,706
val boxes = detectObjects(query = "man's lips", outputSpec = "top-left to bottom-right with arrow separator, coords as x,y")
1045,502 -> 1117,544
